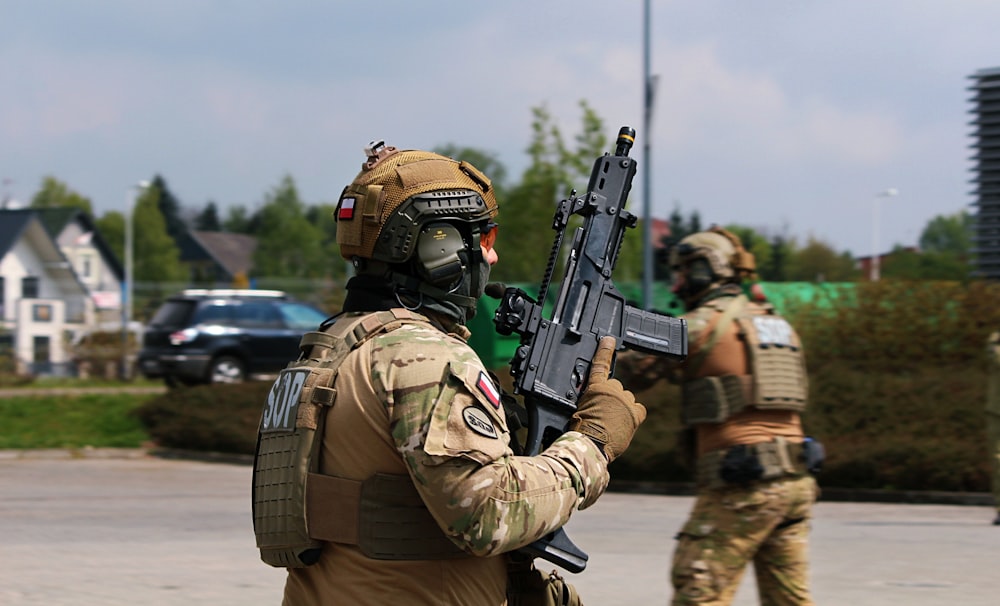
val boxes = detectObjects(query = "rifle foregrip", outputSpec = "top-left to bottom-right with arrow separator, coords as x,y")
621,306 -> 688,359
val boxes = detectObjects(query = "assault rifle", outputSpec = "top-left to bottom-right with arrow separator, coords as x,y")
492,126 -> 688,572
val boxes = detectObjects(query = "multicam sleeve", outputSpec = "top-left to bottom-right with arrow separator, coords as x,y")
373,326 -> 608,557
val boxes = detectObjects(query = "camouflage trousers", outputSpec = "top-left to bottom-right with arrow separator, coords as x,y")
988,411 -> 1000,510
671,474 -> 818,606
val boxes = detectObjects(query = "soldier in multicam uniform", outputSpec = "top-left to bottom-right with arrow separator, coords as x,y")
253,142 -> 645,605
986,331 -> 1000,525
615,227 -> 821,606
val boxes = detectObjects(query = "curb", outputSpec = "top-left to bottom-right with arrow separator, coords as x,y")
2,448 -> 995,508
0,447 -> 150,461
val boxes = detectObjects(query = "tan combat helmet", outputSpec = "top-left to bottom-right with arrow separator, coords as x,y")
335,141 -> 499,317
670,226 -> 756,303
336,141 -> 497,266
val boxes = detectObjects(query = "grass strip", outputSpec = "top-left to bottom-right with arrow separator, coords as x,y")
0,393 -> 154,449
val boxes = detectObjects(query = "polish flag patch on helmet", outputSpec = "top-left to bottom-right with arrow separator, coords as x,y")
338,197 -> 356,220
476,371 -> 501,409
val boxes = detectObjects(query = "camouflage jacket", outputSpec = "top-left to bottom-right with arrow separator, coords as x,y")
283,310 -> 609,605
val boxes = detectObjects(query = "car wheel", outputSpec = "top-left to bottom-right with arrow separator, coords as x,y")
208,355 -> 246,384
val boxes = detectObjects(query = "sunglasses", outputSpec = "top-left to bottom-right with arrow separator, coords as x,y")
480,221 -> 499,250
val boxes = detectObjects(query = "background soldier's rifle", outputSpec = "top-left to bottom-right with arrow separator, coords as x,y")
492,126 -> 688,573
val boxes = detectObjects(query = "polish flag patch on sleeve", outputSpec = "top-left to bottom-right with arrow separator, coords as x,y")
476,371 -> 501,409
338,197 -> 356,220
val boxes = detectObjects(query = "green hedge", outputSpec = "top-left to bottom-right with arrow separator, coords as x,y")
134,280 -> 1000,492
133,382 -> 268,455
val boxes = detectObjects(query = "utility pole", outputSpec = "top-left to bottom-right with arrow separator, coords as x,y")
641,0 -> 658,310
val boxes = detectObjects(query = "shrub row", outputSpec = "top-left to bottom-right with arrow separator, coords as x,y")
134,280 -> 1000,493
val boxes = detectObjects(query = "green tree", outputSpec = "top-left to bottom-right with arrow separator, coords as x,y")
30,176 -> 93,214
882,245 -> 972,281
133,187 -> 186,284
880,211 -> 974,280
195,201 -> 222,231
96,211 -> 125,263
305,203 -> 344,280
919,211 -> 972,254
150,175 -> 188,241
491,101 -> 609,284
785,236 -> 859,282
764,234 -> 793,281
251,175 -> 326,279
222,204 -> 256,234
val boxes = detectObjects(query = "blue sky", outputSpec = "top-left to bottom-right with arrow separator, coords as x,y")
2,0 -> 998,257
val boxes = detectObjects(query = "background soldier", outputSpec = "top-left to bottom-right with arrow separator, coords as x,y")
254,143 -> 645,605
986,331 -> 1000,525
615,226 -> 820,606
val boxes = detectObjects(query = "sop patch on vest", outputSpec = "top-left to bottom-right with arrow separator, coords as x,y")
261,368 -> 310,433
752,316 -> 795,347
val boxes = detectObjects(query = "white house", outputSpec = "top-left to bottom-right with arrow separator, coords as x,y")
0,208 -> 122,375
32,207 -> 124,324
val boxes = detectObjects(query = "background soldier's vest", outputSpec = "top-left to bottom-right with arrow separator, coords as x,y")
681,294 -> 808,426
252,309 -> 464,568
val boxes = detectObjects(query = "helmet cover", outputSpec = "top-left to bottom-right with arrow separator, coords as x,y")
335,144 -> 498,263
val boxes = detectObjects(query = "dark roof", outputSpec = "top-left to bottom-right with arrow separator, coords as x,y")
183,231 -> 257,277
33,206 -> 79,236
0,210 -> 35,257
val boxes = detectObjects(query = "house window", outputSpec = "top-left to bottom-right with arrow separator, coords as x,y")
32,304 -> 53,322
80,254 -> 93,279
22,276 -> 39,298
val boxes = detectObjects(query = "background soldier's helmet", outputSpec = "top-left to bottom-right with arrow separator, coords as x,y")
335,141 -> 499,315
669,226 -> 756,303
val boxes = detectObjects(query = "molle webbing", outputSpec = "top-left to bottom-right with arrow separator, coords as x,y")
681,296 -> 807,426
696,438 -> 808,489
307,473 -> 465,560
253,308 -> 439,568
682,375 -> 754,425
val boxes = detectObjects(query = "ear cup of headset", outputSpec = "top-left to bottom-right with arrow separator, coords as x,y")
415,222 -> 468,287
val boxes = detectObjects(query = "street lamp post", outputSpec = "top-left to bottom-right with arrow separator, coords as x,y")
870,188 -> 898,281
120,181 -> 149,379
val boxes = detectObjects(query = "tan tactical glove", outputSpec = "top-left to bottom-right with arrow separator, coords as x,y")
568,336 -> 647,462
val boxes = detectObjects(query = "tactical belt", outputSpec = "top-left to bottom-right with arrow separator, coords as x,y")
307,472 -> 466,560
696,437 -> 809,490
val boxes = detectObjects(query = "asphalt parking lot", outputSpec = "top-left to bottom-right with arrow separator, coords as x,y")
1,453 -> 997,605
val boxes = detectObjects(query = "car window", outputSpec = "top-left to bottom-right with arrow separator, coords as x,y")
149,300 -> 197,327
277,302 -> 327,330
233,302 -> 285,328
193,303 -> 236,325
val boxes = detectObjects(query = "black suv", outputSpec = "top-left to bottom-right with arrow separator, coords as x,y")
138,289 -> 328,387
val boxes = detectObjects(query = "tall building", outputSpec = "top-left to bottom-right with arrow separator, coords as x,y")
970,67 -> 1000,279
